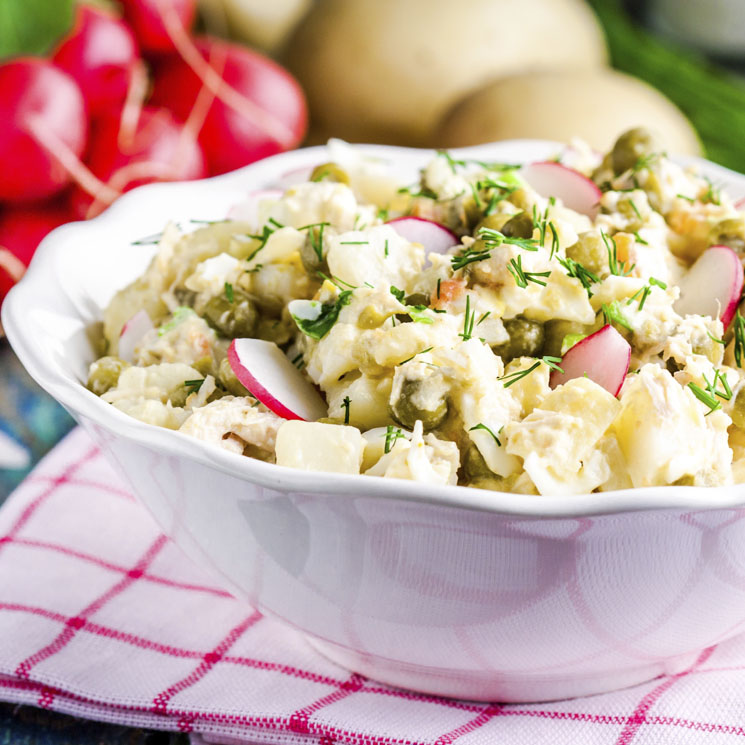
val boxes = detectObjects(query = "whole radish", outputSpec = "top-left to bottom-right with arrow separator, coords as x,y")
0,59 -> 87,202
52,5 -> 140,117
150,36 -> 307,175
71,106 -> 207,218
0,202 -> 73,303
120,0 -> 196,55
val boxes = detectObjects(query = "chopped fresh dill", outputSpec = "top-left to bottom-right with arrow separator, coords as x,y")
735,311 -> 745,368
548,221 -> 559,260
298,221 -> 330,262
626,276 -> 666,311
399,347 -> 434,365
342,396 -> 351,425
189,218 -> 227,225
459,294 -> 475,340
339,240 -> 369,245
451,226 -> 540,271
291,352 -> 304,367
676,193 -> 695,203
507,254 -> 551,288
318,272 -> 357,290
499,356 -> 563,388
436,278 -> 442,299
469,423 -> 501,447
634,231 -> 649,246
703,177 -> 721,206
184,379 -> 204,394
557,256 -> 600,296
602,301 -> 633,331
131,231 -> 165,246
477,311 -> 491,326
224,282 -> 234,303
601,231 -> 634,276
628,199 -> 641,219
707,330 -> 726,346
688,382 -> 722,414
384,239 -> 389,257
247,218 -> 284,261
383,425 -> 406,453
390,286 -> 405,303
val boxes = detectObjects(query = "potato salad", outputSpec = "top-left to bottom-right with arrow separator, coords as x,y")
88,131 -> 745,496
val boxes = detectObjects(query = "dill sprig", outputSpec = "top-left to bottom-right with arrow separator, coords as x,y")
626,276 -> 666,311
224,282 -> 234,303
342,396 -> 351,424
734,311 -> 745,368
459,294 -> 476,340
383,425 -> 406,453
601,231 -> 635,276
688,382 -> 722,414
602,301 -> 634,331
499,356 -> 563,388
469,423 -> 502,447
450,226 -> 540,270
507,254 -> 551,288
557,256 -> 600,296
184,379 -> 204,395
247,217 -> 284,261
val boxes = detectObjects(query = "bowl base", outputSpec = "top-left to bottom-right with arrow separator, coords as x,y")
305,635 -> 702,703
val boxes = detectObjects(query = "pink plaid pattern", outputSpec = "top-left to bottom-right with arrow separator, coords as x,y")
2,429 -> 745,744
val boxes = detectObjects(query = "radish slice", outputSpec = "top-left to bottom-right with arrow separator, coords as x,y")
735,196 -> 745,211
118,309 -> 153,362
549,325 -> 631,397
674,244 -> 744,328
228,338 -> 327,421
386,217 -> 458,255
520,161 -> 601,219
226,189 -> 283,226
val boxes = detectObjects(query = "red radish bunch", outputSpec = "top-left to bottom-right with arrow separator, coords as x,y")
0,0 -> 307,307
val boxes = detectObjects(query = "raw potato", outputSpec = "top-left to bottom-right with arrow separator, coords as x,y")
435,69 -> 701,156
284,0 -> 607,146
199,0 -> 312,53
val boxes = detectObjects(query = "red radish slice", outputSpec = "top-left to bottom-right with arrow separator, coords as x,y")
735,196 -> 745,211
118,309 -> 154,362
549,325 -> 631,397
386,217 -> 457,255
520,161 -> 601,219
674,244 -> 744,328
227,189 -> 283,225
228,338 -> 327,421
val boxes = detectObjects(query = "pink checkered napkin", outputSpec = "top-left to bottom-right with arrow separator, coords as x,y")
3,430 -> 745,745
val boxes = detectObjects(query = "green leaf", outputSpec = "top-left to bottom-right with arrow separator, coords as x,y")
0,0 -> 74,60
290,291 -> 353,340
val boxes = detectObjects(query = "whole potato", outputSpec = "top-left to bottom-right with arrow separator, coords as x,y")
284,0 -> 607,146
199,0 -> 312,53
435,68 -> 701,155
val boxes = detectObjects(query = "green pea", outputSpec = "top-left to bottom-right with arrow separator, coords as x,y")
493,317 -> 545,362
709,217 -> 745,254
611,127 -> 660,175
732,387 -> 745,429
500,212 -> 534,239
217,357 -> 251,397
87,356 -> 129,396
310,162 -> 349,184
203,287 -> 258,339
390,379 -> 448,432
566,231 -> 608,277
461,442 -> 495,483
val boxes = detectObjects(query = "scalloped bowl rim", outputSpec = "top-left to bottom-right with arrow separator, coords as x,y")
4,139 -> 745,519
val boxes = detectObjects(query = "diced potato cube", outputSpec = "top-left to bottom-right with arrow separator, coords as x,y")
275,421 -> 366,474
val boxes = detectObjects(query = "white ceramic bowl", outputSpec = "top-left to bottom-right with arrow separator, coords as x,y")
6,141 -> 745,703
